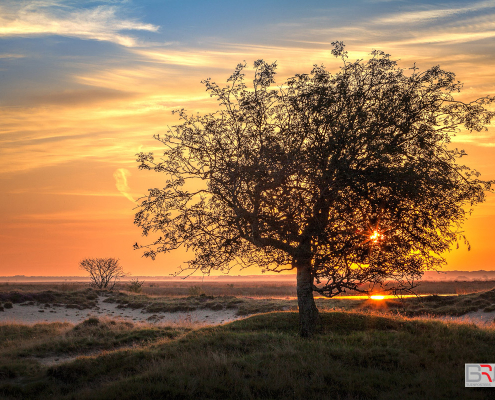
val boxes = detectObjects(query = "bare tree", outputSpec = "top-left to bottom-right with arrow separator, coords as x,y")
134,42 -> 494,337
79,258 -> 125,289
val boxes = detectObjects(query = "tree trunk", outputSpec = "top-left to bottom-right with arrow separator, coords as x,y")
296,262 -> 319,338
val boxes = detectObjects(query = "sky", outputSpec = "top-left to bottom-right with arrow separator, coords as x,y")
1,0 -> 495,277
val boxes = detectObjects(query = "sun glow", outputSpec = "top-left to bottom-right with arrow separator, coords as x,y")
370,295 -> 385,300
370,230 -> 384,243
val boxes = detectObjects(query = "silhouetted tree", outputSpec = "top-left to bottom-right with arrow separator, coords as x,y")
135,42 -> 494,337
79,258 -> 125,289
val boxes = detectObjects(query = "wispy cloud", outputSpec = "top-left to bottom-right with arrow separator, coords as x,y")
0,93 -> 194,174
0,53 -> 25,58
358,0 -> 495,48
134,49 -> 218,67
374,0 -> 495,25
5,187 -> 129,197
113,168 -> 135,203
277,0 -> 495,54
399,30 -> 495,45
0,1 -> 159,47
11,209 -> 132,223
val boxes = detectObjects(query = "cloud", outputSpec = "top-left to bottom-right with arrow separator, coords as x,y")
394,30 -> 495,46
0,94 -> 180,174
354,0 -> 495,47
274,1 -> 495,52
30,88 -> 139,107
0,1 -> 159,47
113,168 -> 135,203
374,0 -> 495,25
0,53 -> 25,58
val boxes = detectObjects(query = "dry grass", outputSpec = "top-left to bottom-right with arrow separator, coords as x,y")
4,280 -> 495,399
2,279 -> 495,299
353,288 -> 495,318
0,287 -> 99,310
4,281 -> 495,320
1,312 -> 495,399
122,279 -> 495,297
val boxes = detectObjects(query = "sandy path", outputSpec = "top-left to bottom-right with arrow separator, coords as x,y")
0,295 -> 245,326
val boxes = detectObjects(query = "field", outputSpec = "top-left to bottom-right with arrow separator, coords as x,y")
1,280 -> 495,399
2,278 -> 495,297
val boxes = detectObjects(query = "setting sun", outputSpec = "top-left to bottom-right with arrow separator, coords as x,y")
369,230 -> 384,243
370,295 -> 385,300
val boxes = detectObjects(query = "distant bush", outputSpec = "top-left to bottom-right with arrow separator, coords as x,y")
188,286 -> 205,296
127,279 -> 145,293
4,301 -> 13,309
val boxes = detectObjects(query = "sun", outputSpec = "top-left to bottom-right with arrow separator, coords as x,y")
369,230 -> 384,243
370,295 -> 385,300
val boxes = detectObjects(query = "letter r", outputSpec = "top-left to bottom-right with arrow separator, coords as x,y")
480,365 -> 493,382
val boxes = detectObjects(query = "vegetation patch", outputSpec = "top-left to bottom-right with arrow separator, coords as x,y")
102,290 -> 366,317
355,288 -> 495,317
10,318 -> 188,359
0,312 -> 494,399
0,317 -> 189,390
2,284 -> 495,319
0,288 -> 99,310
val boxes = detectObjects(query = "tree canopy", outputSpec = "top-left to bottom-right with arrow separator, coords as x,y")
134,43 -> 494,336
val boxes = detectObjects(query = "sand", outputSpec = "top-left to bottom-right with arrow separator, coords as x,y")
0,295 -> 245,326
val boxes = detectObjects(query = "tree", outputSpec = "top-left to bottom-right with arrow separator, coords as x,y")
79,258 -> 126,289
134,43 -> 494,337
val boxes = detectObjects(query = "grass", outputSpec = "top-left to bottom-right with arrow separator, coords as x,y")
105,292 -> 303,315
355,289 -> 495,317
75,286 -> 495,319
5,284 -> 495,319
4,282 -> 495,398
3,279 -> 495,298
104,291 -> 375,316
0,288 -> 99,310
0,312 -> 494,399
0,285 -> 362,317
109,279 -> 495,297
0,317 -> 189,388
4,280 -> 495,324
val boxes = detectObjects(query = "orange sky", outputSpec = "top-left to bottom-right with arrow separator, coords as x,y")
1,0 -> 495,276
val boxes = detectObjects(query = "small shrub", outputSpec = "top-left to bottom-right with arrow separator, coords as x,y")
188,286 -> 205,296
127,279 -> 145,293
83,317 -> 101,326
4,302 -> 13,309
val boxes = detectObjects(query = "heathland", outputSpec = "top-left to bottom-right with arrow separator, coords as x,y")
1,280 -> 495,399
